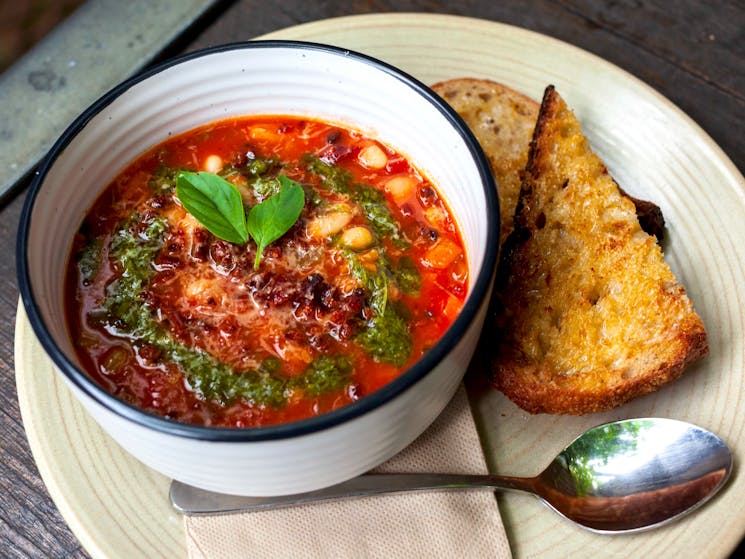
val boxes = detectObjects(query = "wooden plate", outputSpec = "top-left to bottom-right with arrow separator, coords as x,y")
16,13 -> 745,558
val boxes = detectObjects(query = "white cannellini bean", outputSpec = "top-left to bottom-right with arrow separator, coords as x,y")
203,154 -> 223,174
357,145 -> 388,169
339,226 -> 374,250
384,176 -> 417,203
185,278 -> 225,305
307,210 -> 354,239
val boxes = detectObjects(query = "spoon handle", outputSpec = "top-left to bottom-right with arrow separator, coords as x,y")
170,473 -> 536,515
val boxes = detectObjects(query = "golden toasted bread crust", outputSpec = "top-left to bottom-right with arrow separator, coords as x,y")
490,86 -> 708,415
431,78 -> 665,244
431,78 -> 539,245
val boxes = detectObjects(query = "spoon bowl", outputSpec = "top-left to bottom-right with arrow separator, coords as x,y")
529,417 -> 732,532
170,417 -> 732,533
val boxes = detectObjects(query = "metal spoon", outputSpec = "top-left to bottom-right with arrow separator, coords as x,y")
169,417 -> 732,533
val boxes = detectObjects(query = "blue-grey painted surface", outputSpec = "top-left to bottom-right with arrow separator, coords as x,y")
0,0 -> 218,202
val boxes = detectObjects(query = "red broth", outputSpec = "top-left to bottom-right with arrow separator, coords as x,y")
65,116 -> 468,427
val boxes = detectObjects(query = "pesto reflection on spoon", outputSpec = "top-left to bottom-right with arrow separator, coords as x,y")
170,418 -> 733,534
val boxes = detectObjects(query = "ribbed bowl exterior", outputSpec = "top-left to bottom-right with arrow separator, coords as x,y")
19,42 -> 497,495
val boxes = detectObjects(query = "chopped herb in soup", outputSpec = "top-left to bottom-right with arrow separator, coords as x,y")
65,116 -> 468,427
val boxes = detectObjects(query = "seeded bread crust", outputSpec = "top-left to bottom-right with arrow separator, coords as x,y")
490,86 -> 708,414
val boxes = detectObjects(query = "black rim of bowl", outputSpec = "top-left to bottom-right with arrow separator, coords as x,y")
17,40 -> 499,442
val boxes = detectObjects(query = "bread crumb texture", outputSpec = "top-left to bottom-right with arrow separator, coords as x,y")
491,86 -> 708,414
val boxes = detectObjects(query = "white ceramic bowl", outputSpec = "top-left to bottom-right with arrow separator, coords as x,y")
18,41 -> 499,496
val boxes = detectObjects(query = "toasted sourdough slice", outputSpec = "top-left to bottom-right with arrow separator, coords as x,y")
490,85 -> 708,414
430,78 -> 665,245
431,79 -> 539,245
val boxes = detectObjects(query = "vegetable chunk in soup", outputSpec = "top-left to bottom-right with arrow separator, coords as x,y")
66,116 -> 468,427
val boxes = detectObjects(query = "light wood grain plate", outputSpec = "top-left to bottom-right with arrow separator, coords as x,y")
15,13 -> 745,558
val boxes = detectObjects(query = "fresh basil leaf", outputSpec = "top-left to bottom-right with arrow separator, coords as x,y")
247,175 -> 305,269
176,171 -> 248,244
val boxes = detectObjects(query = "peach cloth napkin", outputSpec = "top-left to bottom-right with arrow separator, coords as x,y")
183,385 -> 512,558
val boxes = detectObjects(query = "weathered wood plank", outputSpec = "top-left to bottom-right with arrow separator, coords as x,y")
1,2 -> 742,557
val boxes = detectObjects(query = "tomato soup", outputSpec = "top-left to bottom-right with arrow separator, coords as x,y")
65,116 -> 468,427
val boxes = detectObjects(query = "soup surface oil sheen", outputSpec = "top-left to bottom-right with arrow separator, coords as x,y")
66,116 -> 468,427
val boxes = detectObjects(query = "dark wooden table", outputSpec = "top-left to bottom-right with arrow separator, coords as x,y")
1,1 -> 743,557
